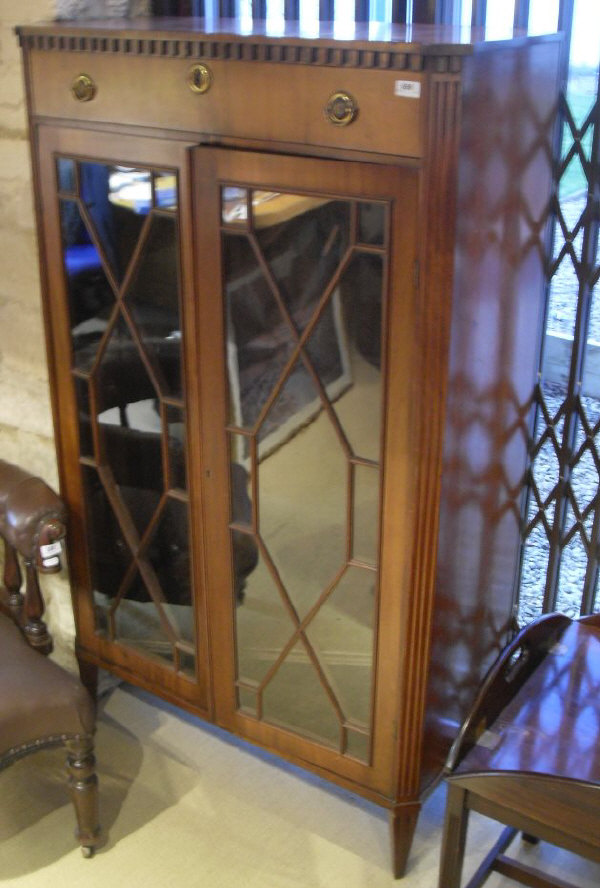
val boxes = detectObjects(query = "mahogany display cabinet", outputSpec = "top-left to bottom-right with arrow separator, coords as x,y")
16,17 -> 561,877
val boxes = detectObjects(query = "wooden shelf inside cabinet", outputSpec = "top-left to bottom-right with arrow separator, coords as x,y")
16,17 -> 562,878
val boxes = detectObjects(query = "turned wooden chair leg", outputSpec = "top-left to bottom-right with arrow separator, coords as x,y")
2,539 -> 23,615
389,802 -> 421,878
78,660 -> 99,701
66,735 -> 101,857
22,559 -> 52,654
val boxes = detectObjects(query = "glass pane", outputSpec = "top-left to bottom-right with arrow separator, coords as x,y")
113,588 -> 175,665
333,254 -> 383,461
177,648 -> 196,678
230,461 -> 258,602
235,550 -> 291,684
485,0 -> 515,40
224,188 -> 387,751
145,497 -> 192,607
352,465 -> 380,565
96,317 -> 163,538
74,375 -> 93,458
346,729 -> 370,763
528,0 -> 559,35
60,198 -> 114,371
237,685 -> 258,715
108,166 -> 152,214
305,565 -> 376,727
222,186 -> 248,224
79,161 -> 144,282
358,201 -> 385,245
567,0 -> 600,127
154,170 -> 178,210
254,197 -> 350,340
57,157 -> 76,193
82,465 -> 133,609
225,232 -> 292,430
125,213 -> 182,398
262,641 -> 341,747
257,362 -> 348,617
167,405 -> 187,490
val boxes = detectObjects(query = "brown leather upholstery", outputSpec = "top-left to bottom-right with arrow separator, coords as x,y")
0,613 -> 95,757
0,460 -> 100,856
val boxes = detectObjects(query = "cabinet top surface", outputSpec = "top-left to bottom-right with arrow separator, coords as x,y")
16,17 -> 561,55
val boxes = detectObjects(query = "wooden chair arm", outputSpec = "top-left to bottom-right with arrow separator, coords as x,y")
0,460 -> 67,654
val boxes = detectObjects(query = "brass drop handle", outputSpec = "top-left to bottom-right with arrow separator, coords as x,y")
187,63 -> 213,94
325,91 -> 358,126
71,73 -> 96,102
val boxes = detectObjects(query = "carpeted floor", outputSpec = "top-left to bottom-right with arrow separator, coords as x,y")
0,683 -> 598,888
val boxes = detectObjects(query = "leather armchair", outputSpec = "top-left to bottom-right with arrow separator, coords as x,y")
0,460 -> 100,857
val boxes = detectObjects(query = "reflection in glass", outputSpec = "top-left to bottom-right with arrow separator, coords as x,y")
126,214 -> 182,397
261,641 -> 341,745
254,197 -> 349,340
234,551 -> 291,682
57,158 -> 76,193
177,648 -> 196,678
146,497 -> 192,607
258,366 -> 347,615
352,465 -> 380,565
237,685 -> 258,715
358,201 -> 385,245
59,154 -> 195,671
114,589 -> 175,665
225,232 -> 291,430
60,198 -> 114,371
346,729 -> 370,762
82,464 -> 132,613
224,188 -> 387,756
74,375 -> 93,458
305,566 -> 376,727
167,405 -> 187,490
333,254 -> 383,462
222,186 -> 248,224
154,170 -> 178,210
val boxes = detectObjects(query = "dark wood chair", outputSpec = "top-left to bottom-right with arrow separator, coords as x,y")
438,612 -> 600,888
0,459 -> 100,857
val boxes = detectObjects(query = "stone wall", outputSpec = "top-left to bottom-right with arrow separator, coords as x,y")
0,0 -> 147,667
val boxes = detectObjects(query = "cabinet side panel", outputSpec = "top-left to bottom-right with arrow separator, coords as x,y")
423,39 -> 562,785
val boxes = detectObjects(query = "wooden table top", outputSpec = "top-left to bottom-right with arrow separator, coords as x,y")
455,620 -> 600,786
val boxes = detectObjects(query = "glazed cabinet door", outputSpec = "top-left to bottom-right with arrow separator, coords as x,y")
195,148 -> 420,794
36,126 -> 209,709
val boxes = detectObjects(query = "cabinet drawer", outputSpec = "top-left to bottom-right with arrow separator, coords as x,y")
28,50 -> 424,157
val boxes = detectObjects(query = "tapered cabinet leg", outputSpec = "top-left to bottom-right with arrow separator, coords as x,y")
66,735 -> 101,856
438,783 -> 470,888
389,802 -> 421,878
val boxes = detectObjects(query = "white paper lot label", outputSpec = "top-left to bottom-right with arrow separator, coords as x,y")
394,80 -> 421,99
40,541 -> 62,558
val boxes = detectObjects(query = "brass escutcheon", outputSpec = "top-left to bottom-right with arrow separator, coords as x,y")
187,63 -> 213,94
71,73 -> 96,103
325,91 -> 358,126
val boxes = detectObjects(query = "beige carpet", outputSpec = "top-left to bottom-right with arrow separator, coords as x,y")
0,683 -> 599,888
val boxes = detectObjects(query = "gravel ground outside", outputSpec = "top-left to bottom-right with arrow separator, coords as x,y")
518,190 -> 600,625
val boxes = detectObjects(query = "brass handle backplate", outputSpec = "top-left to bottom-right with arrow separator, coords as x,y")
71,73 -> 96,103
187,63 -> 213,94
325,91 -> 358,126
